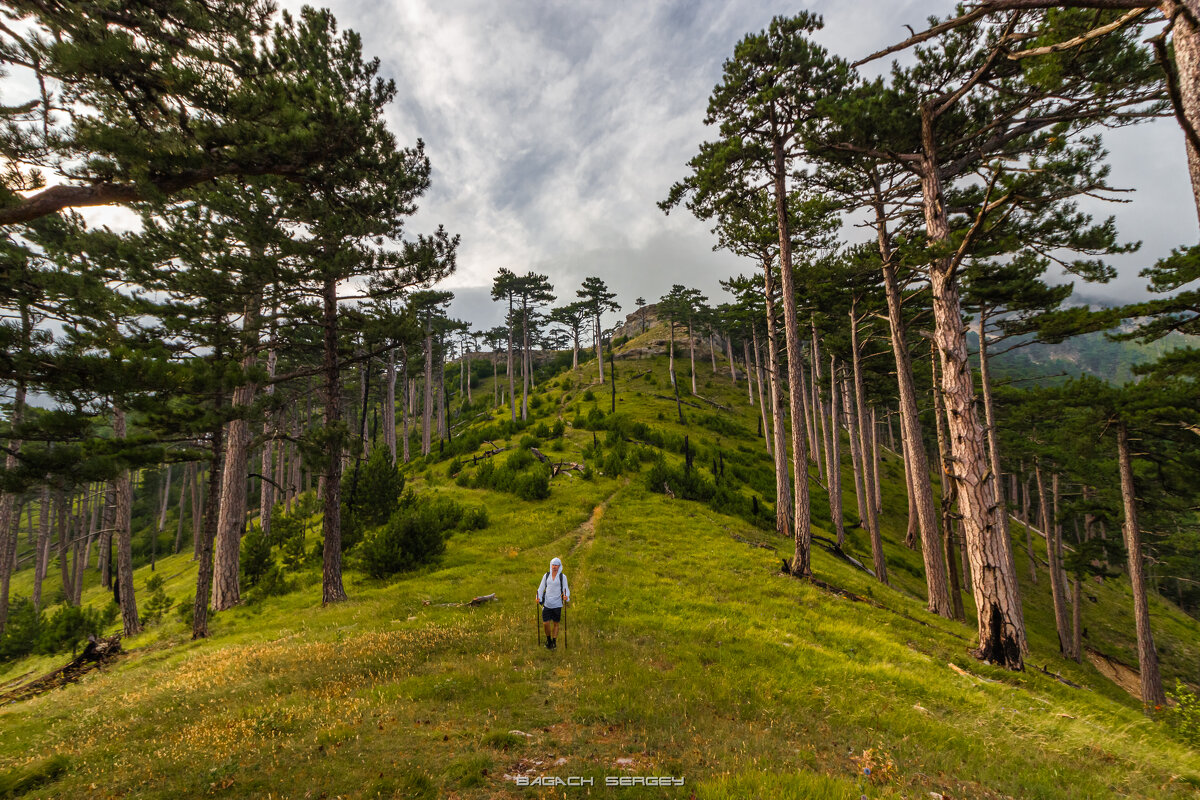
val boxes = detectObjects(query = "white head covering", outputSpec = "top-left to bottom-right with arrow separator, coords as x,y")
550,557 -> 562,577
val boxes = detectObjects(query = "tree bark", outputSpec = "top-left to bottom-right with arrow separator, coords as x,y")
763,265 -> 793,539
828,356 -> 846,548
919,108 -> 1025,667
977,313 -> 1015,586
901,410 -> 919,549
849,306 -> 886,583
192,422 -> 225,639
522,300 -> 531,420
113,406 -> 140,636
770,128 -> 812,577
423,327 -> 434,456
1170,0 -> 1200,228
402,354 -> 411,464
212,293 -> 263,610
385,349 -> 397,465
932,353 -> 965,622
1116,421 -> 1165,708
1021,470 -> 1037,583
595,312 -> 605,383
1043,468 -> 1073,659
843,371 -> 869,532
175,463 -> 191,554
321,277 -> 348,605
32,485 -> 50,611
688,315 -> 697,395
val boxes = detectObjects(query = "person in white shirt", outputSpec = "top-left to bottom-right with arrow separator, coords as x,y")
536,557 -> 570,649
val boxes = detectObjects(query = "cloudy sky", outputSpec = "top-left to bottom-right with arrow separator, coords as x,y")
279,0 -> 1196,329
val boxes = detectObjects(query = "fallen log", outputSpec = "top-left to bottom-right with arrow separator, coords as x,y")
0,635 -> 122,704
530,447 -> 549,463
551,461 -> 586,478
468,593 -> 498,606
650,394 -> 704,410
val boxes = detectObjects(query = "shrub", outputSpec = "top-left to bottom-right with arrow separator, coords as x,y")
140,574 -> 175,625
533,422 -> 551,438
518,434 -> 541,450
602,450 -> 625,477
245,564 -> 294,604
240,525 -> 273,590
581,389 -> 595,401
514,467 -> 551,500
460,505 -> 489,531
278,516 -> 308,572
1,600 -> 121,663
348,445 -> 405,527
361,494 -> 453,578
551,419 -> 565,438
1168,680 -> 1200,746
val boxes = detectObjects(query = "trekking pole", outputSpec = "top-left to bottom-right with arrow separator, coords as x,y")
535,600 -> 540,649
562,604 -> 567,652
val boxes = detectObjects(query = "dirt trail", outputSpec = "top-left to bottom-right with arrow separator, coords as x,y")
569,485 -> 621,556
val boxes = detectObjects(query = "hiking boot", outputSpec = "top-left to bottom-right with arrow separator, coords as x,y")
545,636 -> 552,649
550,637 -> 557,649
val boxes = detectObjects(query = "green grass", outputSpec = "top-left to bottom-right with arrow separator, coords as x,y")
1,349 -> 1198,798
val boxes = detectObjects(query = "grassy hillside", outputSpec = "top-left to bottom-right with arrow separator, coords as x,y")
2,329 -> 1199,799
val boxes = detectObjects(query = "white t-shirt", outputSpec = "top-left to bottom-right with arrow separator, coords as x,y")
537,570 -> 570,609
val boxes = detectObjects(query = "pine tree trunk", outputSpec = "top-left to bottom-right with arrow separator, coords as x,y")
1170,1 -> 1200,228
849,312 -> 885,583
175,463 -> 191,554
32,485 -> 50,612
770,129 -> 812,576
402,355 -> 411,464
192,423 -> 225,639
762,266 -> 793,539
423,328 -> 433,456
57,490 -> 71,601
385,349 -> 397,465
901,410 -> 919,549
0,377 -> 25,634
688,318 -> 697,395
1021,470 -> 1037,583
751,333 -> 771,456
744,338 -> 755,405
191,467 -> 203,560
709,332 -> 717,373
919,110 -> 1025,667
871,406 -> 883,521
1039,464 -> 1071,658
828,355 -> 845,548
726,333 -> 737,383
212,295 -> 262,611
810,323 -> 830,488
113,406 -> 140,635
1116,421 -> 1164,708
843,372 -> 869,532
875,197 -> 949,614
932,354 -> 965,621
522,302 -> 530,420
977,314 -> 1014,583
321,277 -> 348,605
668,316 -> 676,386
157,464 -> 172,533
808,332 -> 824,485
595,313 -> 605,383
438,349 -> 448,442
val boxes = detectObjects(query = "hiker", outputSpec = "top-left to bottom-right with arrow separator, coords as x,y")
536,557 -> 570,650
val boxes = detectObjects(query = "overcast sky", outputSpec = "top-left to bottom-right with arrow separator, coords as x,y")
278,0 -> 1195,329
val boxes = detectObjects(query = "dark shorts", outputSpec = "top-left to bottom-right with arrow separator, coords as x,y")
541,606 -> 562,623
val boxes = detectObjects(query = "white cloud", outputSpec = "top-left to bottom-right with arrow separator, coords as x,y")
281,0 -> 1195,326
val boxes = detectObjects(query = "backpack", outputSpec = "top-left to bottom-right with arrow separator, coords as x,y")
541,572 -> 565,603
